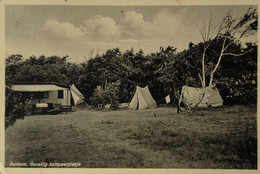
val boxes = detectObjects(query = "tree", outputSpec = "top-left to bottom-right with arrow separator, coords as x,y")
201,8 -> 258,88
158,45 -> 201,92
219,42 -> 257,104
199,8 -> 257,88
79,48 -> 135,103
147,46 -> 177,102
5,54 -> 24,86
5,55 -> 82,86
186,8 -> 258,107
90,81 -> 121,109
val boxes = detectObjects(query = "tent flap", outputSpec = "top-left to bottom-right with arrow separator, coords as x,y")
70,84 -> 84,105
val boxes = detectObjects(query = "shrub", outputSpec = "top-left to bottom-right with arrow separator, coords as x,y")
5,91 -> 27,128
90,81 -> 121,110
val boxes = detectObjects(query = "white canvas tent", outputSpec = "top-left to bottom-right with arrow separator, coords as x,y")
179,85 -> 223,108
129,85 -> 157,110
70,84 -> 84,105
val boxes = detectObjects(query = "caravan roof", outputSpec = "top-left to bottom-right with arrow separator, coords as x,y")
12,83 -> 68,92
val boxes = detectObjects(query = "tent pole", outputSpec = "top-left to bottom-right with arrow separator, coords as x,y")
71,88 -> 76,112
66,89 -> 68,114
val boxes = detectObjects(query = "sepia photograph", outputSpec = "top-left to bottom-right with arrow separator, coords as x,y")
1,0 -> 258,173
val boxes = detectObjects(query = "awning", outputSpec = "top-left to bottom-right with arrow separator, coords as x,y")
12,84 -> 67,92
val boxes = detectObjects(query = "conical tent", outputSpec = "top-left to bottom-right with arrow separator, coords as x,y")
70,84 -> 84,105
179,85 -> 223,108
129,85 -> 157,110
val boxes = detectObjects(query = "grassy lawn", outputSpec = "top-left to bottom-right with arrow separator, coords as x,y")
5,105 -> 257,169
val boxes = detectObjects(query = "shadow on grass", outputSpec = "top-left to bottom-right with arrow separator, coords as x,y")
123,124 -> 257,169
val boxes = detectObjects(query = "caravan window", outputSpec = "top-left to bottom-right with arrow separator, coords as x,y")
43,92 -> 49,98
32,92 -> 43,99
58,90 -> 64,99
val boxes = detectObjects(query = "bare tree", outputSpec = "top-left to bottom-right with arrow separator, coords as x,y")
199,13 -> 215,88
193,8 -> 258,108
199,8 -> 257,88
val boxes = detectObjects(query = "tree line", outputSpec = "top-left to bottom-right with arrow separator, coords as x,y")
6,39 -> 257,105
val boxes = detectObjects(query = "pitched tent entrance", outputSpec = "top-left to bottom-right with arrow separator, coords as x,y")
129,85 -> 157,110
70,84 -> 84,105
179,85 -> 223,109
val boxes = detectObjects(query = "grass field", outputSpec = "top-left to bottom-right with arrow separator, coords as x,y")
5,105 -> 257,169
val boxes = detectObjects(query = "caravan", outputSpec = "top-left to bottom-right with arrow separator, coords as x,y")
11,83 -> 84,113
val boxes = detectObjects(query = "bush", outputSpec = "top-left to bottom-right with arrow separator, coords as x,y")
5,92 -> 27,128
90,81 -> 121,110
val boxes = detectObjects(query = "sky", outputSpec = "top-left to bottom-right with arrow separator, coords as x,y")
5,5 -> 257,63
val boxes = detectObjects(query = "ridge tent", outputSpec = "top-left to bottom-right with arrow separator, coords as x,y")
179,85 -> 223,109
70,84 -> 85,105
129,85 -> 157,110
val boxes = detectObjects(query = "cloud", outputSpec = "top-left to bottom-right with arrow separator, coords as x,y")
82,15 -> 120,40
117,9 -> 197,43
43,20 -> 83,40
42,9 -> 202,50
120,11 -> 144,30
119,39 -> 139,44
119,11 -> 149,39
145,9 -> 196,40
